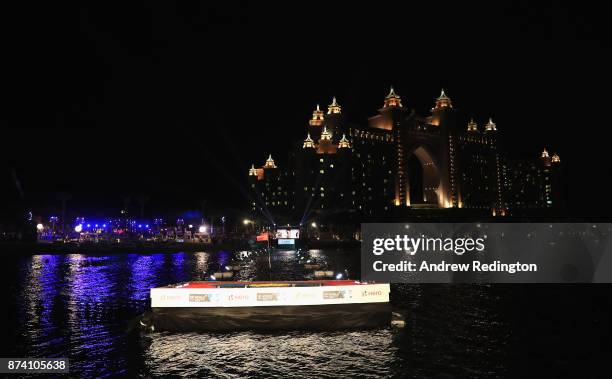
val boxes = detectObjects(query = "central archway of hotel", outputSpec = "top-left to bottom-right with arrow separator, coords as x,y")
407,146 -> 441,207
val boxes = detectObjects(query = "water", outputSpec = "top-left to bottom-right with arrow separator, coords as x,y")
0,250 -> 609,377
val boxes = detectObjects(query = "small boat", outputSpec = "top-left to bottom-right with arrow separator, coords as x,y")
145,280 -> 391,331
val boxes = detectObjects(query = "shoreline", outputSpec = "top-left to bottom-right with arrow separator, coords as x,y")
0,241 -> 246,255
0,240 -> 360,255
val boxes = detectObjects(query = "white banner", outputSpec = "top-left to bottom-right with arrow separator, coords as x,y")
151,284 -> 390,308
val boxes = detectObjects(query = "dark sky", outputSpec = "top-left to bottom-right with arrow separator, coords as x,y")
2,1 -> 611,218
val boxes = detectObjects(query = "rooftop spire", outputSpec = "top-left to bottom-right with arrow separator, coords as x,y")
248,164 -> 257,176
309,103 -> 324,126
485,117 -> 497,131
327,97 -> 341,114
434,88 -> 452,110
383,86 -> 402,108
338,133 -> 351,148
264,154 -> 277,168
320,126 -> 332,141
303,133 -> 315,148
551,153 -> 560,163
467,118 -> 478,132
541,148 -> 549,158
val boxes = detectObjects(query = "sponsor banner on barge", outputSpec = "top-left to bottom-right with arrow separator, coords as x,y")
151,283 -> 390,308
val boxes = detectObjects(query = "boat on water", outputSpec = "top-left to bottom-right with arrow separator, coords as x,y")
145,280 -> 391,331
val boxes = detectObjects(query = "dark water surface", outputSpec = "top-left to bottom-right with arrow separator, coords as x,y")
0,250 -> 610,378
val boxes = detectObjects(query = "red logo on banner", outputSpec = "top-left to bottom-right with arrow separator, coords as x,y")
256,232 -> 269,242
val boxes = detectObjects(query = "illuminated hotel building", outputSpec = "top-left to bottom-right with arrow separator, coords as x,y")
248,155 -> 291,216
501,148 -> 563,213
248,87 -> 563,223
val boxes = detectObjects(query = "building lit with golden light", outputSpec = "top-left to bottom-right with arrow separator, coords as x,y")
248,87 -> 563,225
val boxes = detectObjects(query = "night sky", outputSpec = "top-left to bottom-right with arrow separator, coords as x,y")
2,1 -> 611,219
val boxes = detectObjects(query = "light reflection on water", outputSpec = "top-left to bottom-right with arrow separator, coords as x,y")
1,250 -> 606,377
144,329 -> 398,378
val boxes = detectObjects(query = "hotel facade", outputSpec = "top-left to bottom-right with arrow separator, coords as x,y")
248,88 -> 562,226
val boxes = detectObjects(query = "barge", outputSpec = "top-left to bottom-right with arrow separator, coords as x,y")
146,280 -> 391,331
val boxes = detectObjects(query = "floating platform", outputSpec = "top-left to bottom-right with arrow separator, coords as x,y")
147,280 -> 391,331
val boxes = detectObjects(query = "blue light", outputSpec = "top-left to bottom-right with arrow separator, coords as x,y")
94,224 -> 98,228
145,224 -> 150,228
138,224 -> 142,228
87,224 -> 91,228
102,224 -> 107,228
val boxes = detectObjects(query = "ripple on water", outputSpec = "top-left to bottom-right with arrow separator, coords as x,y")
2,250 -> 605,378
143,329 -> 397,378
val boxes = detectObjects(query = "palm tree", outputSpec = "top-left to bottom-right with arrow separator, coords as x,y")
56,192 -> 71,235
121,195 -> 131,216
200,199 -> 207,219
136,194 -> 150,220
